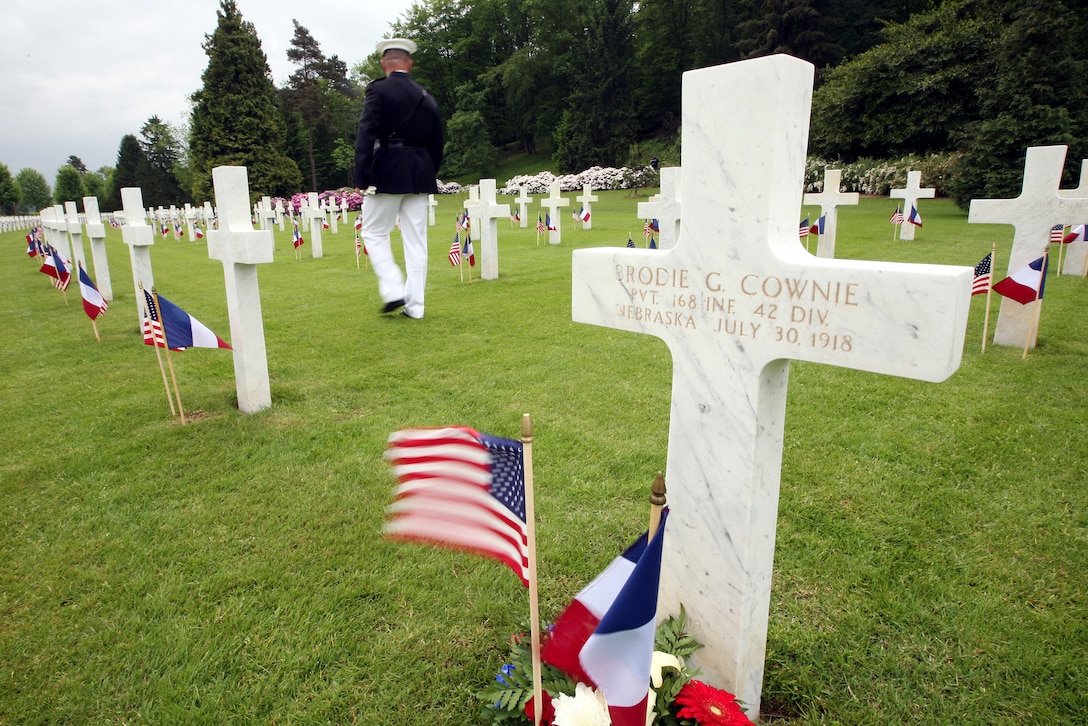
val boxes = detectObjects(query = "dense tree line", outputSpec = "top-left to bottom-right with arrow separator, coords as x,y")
8,0 -> 1083,212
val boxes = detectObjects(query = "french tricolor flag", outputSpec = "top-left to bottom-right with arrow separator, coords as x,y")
542,508 -> 668,726
993,255 -> 1048,305
907,205 -> 922,226
1062,224 -> 1086,244
144,291 -> 231,350
810,214 -> 826,235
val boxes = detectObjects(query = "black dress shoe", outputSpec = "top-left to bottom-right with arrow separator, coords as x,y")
381,298 -> 405,314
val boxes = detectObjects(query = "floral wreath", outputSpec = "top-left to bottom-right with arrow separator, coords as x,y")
478,608 -> 755,726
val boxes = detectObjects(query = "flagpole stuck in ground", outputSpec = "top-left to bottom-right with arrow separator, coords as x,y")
140,282 -> 176,419
648,471 -> 667,543
1022,250 -> 1048,360
521,413 -> 544,726
982,242 -> 996,354
152,286 -> 187,425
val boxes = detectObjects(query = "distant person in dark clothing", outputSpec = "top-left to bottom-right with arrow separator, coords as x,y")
354,37 -> 444,319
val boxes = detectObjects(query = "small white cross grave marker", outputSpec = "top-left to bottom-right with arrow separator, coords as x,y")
275,199 -> 286,232
324,198 -> 339,234
571,54 -> 972,718
466,179 -> 510,281
63,202 -> 88,275
637,166 -> 682,250
576,183 -> 598,230
803,168 -> 859,258
889,170 -> 935,241
82,196 -> 112,300
427,194 -> 438,226
540,181 -> 570,244
970,146 -> 1088,346
515,186 -> 533,228
303,192 -> 325,258
207,166 -> 274,414
120,187 -> 156,327
1057,159 -> 1088,276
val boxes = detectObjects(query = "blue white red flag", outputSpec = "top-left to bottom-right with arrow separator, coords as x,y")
50,247 -> 72,291
355,214 -> 363,231
293,221 -> 305,249
546,214 -> 556,232
907,205 -> 922,227
26,231 -> 38,257
142,290 -> 231,350
1061,224 -> 1086,244
384,427 -> 529,586
810,215 -> 826,235
78,265 -> 108,320
195,225 -> 205,239
993,255 -> 1048,305
463,234 -> 476,266
542,509 -> 669,726
580,207 -> 591,222
649,237 -> 657,250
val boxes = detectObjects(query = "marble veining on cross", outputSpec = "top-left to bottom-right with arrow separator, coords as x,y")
803,168 -> 858,258
969,146 -> 1088,347
571,54 -> 972,719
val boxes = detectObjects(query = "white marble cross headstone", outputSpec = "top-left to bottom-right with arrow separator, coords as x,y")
889,170 -> 935,241
465,179 -> 510,281
427,194 -> 438,226
515,186 -> 533,228
571,54 -> 972,718
120,187 -> 156,327
63,202 -> 88,280
540,181 -> 570,245
324,198 -> 339,234
303,192 -> 324,258
82,196 -> 112,300
257,196 -> 276,232
803,168 -> 859,259
275,199 -> 286,232
637,166 -> 682,250
576,183 -> 599,230
1057,159 -> 1088,276
207,166 -> 274,414
969,145 -> 1088,347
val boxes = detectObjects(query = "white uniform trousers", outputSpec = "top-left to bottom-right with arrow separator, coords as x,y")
360,193 -> 429,318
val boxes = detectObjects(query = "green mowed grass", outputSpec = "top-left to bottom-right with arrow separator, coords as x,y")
1,191 -> 1085,724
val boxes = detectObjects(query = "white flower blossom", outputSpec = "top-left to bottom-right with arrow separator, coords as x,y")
551,682 -> 611,726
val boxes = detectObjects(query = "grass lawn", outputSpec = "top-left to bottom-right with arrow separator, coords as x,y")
1,191 -> 1086,724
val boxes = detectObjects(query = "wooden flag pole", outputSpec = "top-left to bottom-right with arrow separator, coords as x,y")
152,287 -> 187,424
1056,236 -> 1065,277
648,471 -> 666,543
140,282 -> 176,418
981,242 -> 996,354
521,413 -> 544,726
1022,250 -> 1048,360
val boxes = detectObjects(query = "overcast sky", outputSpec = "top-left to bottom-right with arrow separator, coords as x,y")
0,0 -> 417,181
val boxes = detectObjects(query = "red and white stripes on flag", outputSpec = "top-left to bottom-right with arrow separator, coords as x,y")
384,427 -> 529,586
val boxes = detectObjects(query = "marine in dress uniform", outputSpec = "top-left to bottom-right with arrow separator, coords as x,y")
354,38 -> 444,319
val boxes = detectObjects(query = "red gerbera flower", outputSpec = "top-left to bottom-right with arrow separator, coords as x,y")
674,680 -> 755,725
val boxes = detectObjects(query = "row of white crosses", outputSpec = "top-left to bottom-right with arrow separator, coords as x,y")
0,215 -> 40,232
34,198 -> 114,301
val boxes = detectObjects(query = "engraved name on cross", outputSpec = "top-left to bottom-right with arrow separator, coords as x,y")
120,187 -> 156,327
803,168 -> 858,259
637,166 -> 682,250
571,55 -> 972,719
969,145 -> 1088,347
889,170 -> 935,241
207,166 -> 274,414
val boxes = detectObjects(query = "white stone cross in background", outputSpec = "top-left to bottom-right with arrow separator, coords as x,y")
82,196 -> 112,300
1056,158 -> 1088,275
515,186 -> 533,228
969,145 -> 1088,347
120,187 -> 156,327
576,183 -> 599,230
540,181 -> 570,244
637,166 -> 682,250
207,166 -> 274,414
303,192 -> 325,258
571,54 -> 972,719
469,179 -> 510,281
803,168 -> 859,258
889,170 -> 935,241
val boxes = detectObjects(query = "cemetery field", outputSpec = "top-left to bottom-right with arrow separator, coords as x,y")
2,191 -> 1086,724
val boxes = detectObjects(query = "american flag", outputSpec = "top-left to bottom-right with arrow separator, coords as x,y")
1050,224 -> 1067,243
448,232 -> 462,266
971,252 -> 992,296
141,289 -> 166,347
457,212 -> 470,232
536,215 -> 546,233
798,217 -> 810,238
889,207 -> 905,225
627,235 -> 635,248
384,427 -> 529,586
643,220 -> 653,237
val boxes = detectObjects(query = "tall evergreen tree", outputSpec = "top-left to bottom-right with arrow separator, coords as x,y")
189,0 -> 301,201
110,134 -> 149,210
66,155 -> 88,174
140,115 -> 187,206
15,168 -> 51,213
